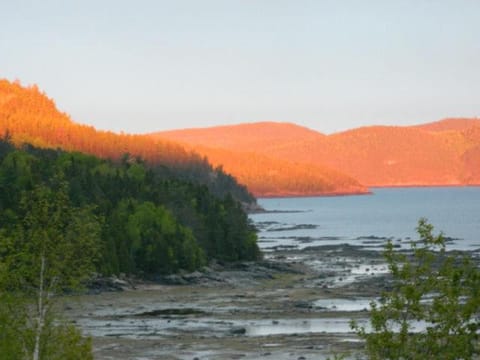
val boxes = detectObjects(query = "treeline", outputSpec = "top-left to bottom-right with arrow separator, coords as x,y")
0,138 -> 261,277
0,79 -> 255,204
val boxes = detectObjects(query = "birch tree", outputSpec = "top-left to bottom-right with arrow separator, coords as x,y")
0,180 -> 100,359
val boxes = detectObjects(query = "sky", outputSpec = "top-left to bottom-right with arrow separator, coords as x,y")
1,0 -> 479,134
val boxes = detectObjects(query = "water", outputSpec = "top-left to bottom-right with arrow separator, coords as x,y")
245,318 -> 360,336
251,187 -> 480,251
74,187 -> 480,349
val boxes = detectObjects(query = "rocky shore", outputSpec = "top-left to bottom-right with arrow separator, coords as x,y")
64,244 -> 399,360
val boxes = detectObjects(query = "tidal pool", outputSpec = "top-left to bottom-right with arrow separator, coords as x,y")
244,318 -> 365,336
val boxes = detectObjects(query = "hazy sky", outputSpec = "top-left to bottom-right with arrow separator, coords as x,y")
2,0 -> 479,134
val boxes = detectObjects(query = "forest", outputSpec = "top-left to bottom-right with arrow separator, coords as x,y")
0,79 -> 255,205
0,137 -> 261,278
0,80 -> 262,358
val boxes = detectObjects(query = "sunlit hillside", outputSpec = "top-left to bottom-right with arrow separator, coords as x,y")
0,80 -> 197,165
172,144 -> 367,197
152,123 -> 368,197
160,122 -> 326,152
152,119 -> 480,188
0,79 -> 257,203
0,79 -> 368,198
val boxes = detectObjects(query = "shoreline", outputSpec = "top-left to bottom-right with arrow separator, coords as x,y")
251,184 -> 480,201
69,242 -> 480,359
66,244 -> 394,359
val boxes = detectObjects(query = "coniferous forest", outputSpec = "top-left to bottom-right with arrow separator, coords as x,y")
0,137 -> 261,278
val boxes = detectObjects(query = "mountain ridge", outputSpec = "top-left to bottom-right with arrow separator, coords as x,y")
151,118 -> 480,190
0,79 -> 367,198
3,79 -> 478,197
0,79 -> 256,203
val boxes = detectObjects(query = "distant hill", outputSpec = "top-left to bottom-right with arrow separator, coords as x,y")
152,122 -> 368,197
174,143 -> 367,197
0,79 -> 254,203
151,118 -> 480,189
413,118 -> 480,132
159,122 -> 326,151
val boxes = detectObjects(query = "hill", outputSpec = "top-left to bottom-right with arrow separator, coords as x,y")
152,123 -> 368,197
159,122 -> 327,152
0,79 -> 368,198
413,118 -> 480,132
178,144 -> 366,197
152,119 -> 480,189
0,79 -> 254,204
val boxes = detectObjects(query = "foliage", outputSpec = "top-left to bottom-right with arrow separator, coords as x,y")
0,139 -> 261,277
125,201 -> 206,274
1,181 -> 101,292
0,294 -> 93,360
352,218 -> 480,359
0,136 -> 260,358
0,293 -> 28,359
34,318 -> 93,360
0,78 -> 256,204
0,183 -> 98,359
0,80 -> 261,359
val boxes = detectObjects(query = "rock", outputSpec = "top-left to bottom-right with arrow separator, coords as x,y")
132,308 -> 205,317
229,326 -> 247,335
294,300 -> 311,309
161,274 -> 189,285
112,277 -> 130,288
182,271 -> 203,283
87,276 -> 131,293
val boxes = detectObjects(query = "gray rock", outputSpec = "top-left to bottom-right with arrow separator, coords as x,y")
229,326 -> 247,335
294,300 -> 312,309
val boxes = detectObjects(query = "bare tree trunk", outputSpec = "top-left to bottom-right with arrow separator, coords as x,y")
33,255 -> 45,360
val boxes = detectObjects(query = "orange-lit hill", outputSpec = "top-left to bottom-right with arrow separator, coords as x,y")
159,122 -> 326,152
151,123 -> 369,197
0,79 -> 209,168
0,79 -> 367,197
151,118 -> 480,188
171,143 -> 366,197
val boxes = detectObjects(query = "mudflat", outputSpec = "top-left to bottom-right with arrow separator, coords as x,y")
64,244 -> 395,359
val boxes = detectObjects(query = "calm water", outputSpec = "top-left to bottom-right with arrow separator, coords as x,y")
251,187 -> 480,251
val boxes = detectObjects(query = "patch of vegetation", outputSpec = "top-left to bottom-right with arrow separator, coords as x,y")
351,218 -> 480,359
0,136 -> 262,358
0,138 -> 261,278
0,182 -> 97,359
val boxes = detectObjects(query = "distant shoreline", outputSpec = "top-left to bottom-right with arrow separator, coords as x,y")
255,184 -> 480,200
